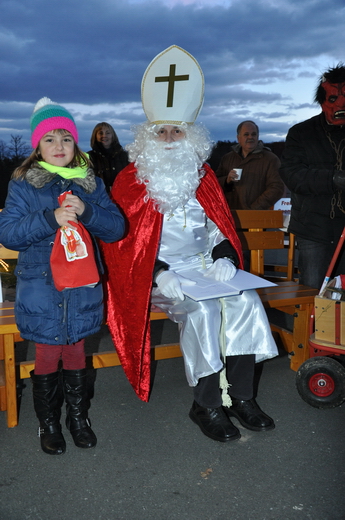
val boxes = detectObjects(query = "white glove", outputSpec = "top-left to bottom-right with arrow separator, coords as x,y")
204,258 -> 237,282
156,270 -> 196,300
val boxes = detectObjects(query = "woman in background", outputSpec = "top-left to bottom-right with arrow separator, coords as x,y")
88,122 -> 129,192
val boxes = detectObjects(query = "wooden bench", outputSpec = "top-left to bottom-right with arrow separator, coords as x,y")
257,281 -> 318,371
1,210 -> 319,427
0,301 -> 21,427
1,303 -> 183,427
231,210 -> 318,370
231,209 -> 296,281
19,309 -> 182,379
0,243 -> 23,427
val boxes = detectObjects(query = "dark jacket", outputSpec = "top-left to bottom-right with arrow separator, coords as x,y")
88,142 -> 129,192
216,141 -> 284,209
280,112 -> 345,245
0,166 -> 125,344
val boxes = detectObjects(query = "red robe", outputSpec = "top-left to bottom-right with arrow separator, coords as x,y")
101,163 -> 243,401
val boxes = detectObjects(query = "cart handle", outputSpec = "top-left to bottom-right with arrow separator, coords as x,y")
309,307 -> 315,336
319,226 -> 345,295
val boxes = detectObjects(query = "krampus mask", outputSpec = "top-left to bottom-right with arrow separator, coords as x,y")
315,64 -> 345,125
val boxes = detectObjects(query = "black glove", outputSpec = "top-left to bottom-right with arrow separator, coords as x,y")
333,171 -> 345,190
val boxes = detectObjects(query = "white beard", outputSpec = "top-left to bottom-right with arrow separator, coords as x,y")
135,139 -> 204,214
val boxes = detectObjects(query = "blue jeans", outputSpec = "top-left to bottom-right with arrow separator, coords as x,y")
297,236 -> 345,290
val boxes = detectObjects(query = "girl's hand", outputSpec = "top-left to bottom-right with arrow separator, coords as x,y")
54,206 -> 78,227
62,194 -> 85,216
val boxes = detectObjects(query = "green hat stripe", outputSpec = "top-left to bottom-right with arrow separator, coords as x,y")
30,106 -> 74,131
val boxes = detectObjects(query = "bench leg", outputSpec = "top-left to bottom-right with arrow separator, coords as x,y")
289,303 -> 313,372
4,333 -> 18,427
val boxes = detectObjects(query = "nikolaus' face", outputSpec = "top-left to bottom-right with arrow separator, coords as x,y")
156,125 -> 185,148
321,81 -> 345,125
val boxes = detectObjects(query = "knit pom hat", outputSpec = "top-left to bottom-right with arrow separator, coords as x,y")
30,97 -> 78,148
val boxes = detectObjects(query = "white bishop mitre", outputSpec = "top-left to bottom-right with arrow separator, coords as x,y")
141,45 -> 204,125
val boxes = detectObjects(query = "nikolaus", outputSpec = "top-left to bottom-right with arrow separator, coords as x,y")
102,45 -> 278,442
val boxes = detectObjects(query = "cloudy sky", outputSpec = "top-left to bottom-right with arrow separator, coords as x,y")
0,0 -> 344,153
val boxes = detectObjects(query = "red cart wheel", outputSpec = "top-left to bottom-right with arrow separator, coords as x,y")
308,372 -> 335,397
296,357 -> 345,409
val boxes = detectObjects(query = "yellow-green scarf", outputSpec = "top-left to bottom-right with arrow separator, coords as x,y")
38,160 -> 88,179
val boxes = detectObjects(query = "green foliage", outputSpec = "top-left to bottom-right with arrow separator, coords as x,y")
0,259 -> 17,288
207,140 -> 237,171
0,135 -> 30,208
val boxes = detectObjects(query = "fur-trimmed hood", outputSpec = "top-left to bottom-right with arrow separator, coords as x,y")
26,164 -> 97,193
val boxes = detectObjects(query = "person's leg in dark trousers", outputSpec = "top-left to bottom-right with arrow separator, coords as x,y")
193,372 -> 222,408
190,371 -> 240,442
226,354 -> 255,400
297,236 -> 345,290
225,354 -> 275,431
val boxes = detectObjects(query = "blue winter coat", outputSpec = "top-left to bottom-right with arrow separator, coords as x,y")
0,165 -> 125,344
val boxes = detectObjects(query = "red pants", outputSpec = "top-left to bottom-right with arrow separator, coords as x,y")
34,339 -> 86,374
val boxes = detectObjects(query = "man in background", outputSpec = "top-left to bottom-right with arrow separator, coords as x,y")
216,120 -> 284,210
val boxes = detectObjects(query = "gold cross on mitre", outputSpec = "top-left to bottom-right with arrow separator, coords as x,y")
141,45 -> 204,125
155,64 -> 189,107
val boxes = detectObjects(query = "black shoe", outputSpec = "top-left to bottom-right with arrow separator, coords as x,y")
189,401 -> 241,442
226,397 -> 275,432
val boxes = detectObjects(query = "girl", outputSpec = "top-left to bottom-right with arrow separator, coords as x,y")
0,98 -> 125,455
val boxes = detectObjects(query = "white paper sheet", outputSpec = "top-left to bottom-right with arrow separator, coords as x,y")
179,268 -> 276,301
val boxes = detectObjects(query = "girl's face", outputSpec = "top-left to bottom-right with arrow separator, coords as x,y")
39,130 -> 75,167
96,127 -> 113,149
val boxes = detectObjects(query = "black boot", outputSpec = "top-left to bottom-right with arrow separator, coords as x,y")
30,370 -> 66,455
62,369 -> 97,449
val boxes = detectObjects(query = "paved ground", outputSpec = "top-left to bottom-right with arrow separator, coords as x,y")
1,320 -> 345,520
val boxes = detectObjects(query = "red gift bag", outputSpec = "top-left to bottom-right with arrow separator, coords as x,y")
50,191 -> 100,291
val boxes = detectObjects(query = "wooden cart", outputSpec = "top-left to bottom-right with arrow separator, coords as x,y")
296,229 -> 345,408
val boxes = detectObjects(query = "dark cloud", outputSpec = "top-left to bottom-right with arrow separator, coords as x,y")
0,0 -> 343,149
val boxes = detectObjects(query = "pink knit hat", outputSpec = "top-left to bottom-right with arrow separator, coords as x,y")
30,97 -> 78,148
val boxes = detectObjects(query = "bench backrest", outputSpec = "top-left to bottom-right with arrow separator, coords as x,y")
0,210 -> 295,295
0,244 -> 19,260
231,209 -> 295,281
